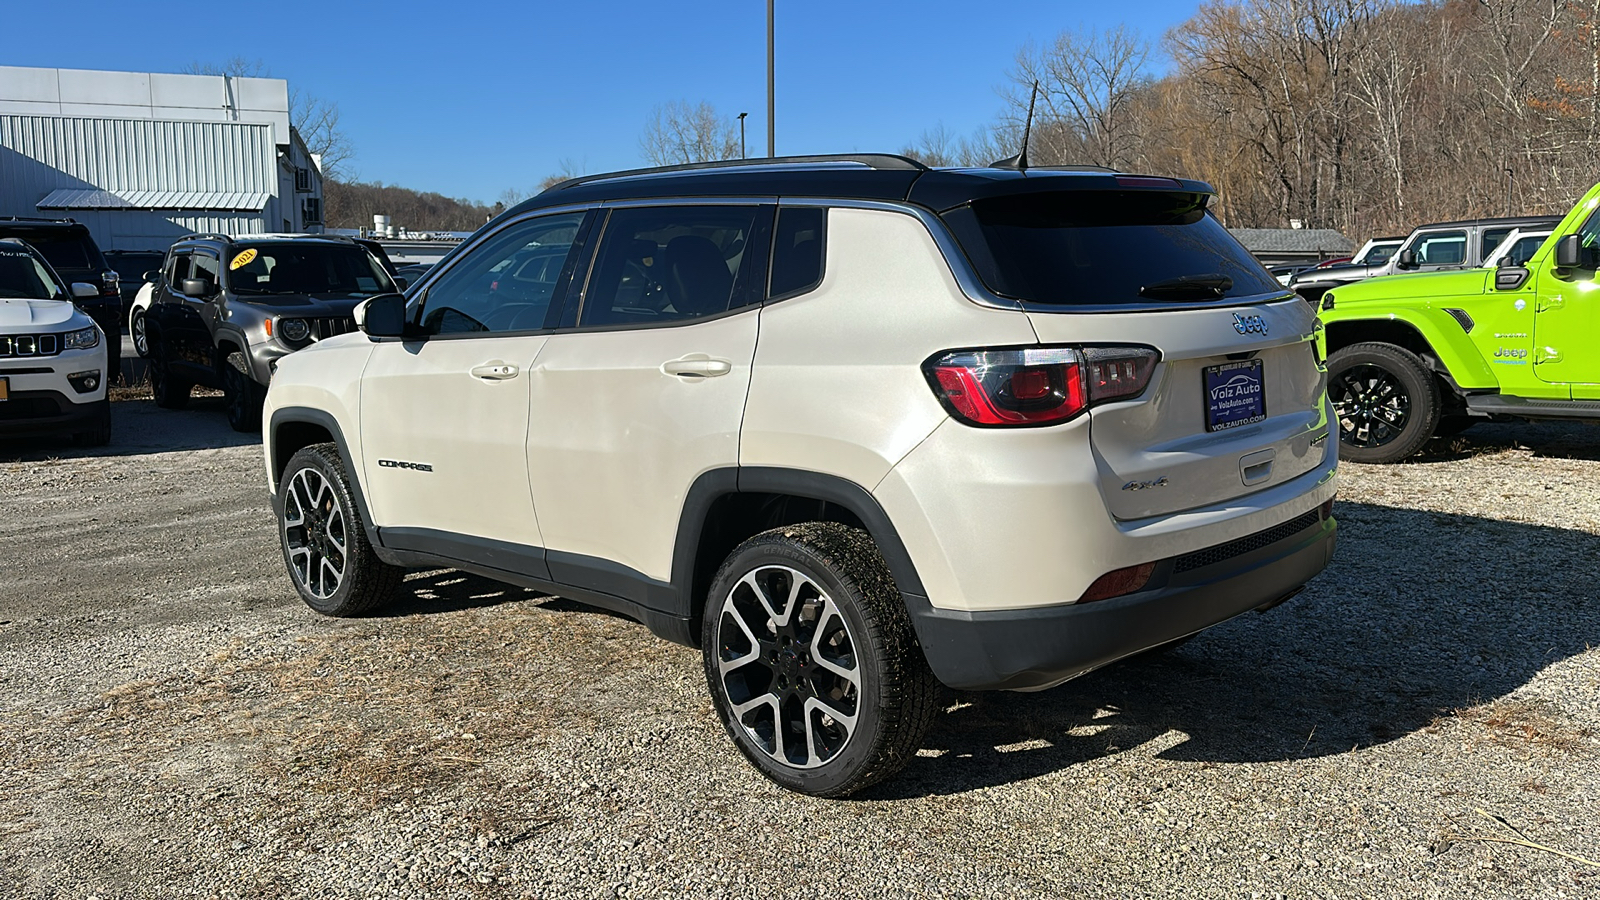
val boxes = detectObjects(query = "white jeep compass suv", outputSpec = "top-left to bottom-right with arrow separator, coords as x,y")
262,155 -> 1338,796
0,238 -> 110,445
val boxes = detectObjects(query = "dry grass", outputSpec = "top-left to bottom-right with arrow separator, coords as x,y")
1448,698 -> 1596,756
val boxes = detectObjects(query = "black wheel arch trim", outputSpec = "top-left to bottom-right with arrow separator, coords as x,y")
670,466 -> 928,616
268,406 -> 387,559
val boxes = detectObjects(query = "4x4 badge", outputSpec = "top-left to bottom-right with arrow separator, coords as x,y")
1234,313 -> 1268,335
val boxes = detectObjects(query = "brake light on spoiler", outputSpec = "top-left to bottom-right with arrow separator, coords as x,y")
923,345 -> 1160,427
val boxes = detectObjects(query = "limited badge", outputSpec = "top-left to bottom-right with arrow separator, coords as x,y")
230,248 -> 258,270
1514,298 -> 1527,311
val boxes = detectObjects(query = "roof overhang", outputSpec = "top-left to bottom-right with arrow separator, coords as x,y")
36,188 -> 270,212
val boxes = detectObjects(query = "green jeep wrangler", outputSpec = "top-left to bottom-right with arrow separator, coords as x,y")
1321,183 -> 1600,463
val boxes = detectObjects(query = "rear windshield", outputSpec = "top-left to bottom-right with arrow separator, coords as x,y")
227,243 -> 397,296
17,232 -> 94,271
941,190 -> 1282,306
0,247 -> 63,300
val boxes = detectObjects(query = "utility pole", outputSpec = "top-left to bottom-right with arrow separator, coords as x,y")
767,0 -> 775,158
1505,167 -> 1515,214
738,112 -> 748,159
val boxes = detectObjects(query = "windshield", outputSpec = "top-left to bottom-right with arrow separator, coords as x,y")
227,243 -> 397,296
941,190 -> 1282,305
17,233 -> 93,271
0,246 -> 63,299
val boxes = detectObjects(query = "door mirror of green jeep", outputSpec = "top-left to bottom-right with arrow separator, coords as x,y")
1396,248 -> 1418,269
1494,266 -> 1529,291
1555,234 -> 1583,269
357,293 -> 410,338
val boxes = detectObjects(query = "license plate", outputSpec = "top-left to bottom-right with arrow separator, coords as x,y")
0,376 -> 7,401
1203,359 -> 1265,431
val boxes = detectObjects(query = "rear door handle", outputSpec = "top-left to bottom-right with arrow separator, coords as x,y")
470,363 -> 519,380
662,355 -> 733,378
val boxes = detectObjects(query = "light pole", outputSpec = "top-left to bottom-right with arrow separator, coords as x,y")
738,112 -> 748,159
767,0 -> 775,157
1505,167 -> 1515,214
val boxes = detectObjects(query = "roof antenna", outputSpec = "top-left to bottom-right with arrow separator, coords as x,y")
990,81 -> 1038,171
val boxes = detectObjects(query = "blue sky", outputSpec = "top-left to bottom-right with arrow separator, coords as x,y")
8,0 -> 1205,204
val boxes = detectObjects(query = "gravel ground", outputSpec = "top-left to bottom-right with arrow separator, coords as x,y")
1,402 -> 1597,899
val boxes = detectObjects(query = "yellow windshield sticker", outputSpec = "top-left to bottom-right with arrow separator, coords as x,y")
229,248 -> 258,270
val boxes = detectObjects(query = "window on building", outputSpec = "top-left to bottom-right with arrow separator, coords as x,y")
302,198 -> 323,227
295,168 -> 313,193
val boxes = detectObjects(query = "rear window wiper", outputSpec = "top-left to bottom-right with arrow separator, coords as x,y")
1138,274 -> 1233,299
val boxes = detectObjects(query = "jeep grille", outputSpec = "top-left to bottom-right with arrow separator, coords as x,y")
0,334 -> 61,358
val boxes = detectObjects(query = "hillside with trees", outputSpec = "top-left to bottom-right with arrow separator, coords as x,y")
323,180 -> 499,232
897,0 -> 1600,239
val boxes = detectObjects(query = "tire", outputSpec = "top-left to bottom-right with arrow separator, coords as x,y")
701,522 -> 939,797
148,341 -> 190,410
130,310 -> 149,358
223,353 -> 265,432
277,443 -> 403,617
74,402 -> 111,447
1326,342 -> 1441,464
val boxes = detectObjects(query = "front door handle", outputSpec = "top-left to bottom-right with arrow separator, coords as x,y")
662,354 -> 733,378
470,362 -> 519,380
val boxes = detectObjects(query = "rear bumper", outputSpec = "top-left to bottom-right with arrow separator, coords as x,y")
906,512 -> 1337,691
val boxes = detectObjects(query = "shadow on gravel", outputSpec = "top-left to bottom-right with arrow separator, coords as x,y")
371,569 -> 551,618
1412,420 -> 1600,464
0,398 -> 256,463
873,499 -> 1600,799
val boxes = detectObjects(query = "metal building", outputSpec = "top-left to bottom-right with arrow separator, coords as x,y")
0,66 -> 324,251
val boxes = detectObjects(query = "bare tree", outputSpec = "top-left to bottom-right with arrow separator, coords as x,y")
1008,26 -> 1153,169
639,101 -> 740,166
184,59 -> 355,179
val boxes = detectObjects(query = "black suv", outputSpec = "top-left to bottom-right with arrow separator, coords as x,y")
0,218 -> 123,383
145,233 -> 400,431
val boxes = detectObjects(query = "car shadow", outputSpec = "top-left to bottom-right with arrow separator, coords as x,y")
0,398 -> 257,462
1413,420 -> 1600,463
371,569 -> 552,618
868,499 -> 1599,799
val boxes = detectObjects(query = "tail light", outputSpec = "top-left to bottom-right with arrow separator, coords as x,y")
924,345 -> 1159,428
99,269 -> 120,296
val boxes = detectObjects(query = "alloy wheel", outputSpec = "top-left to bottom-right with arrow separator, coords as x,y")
282,466 -> 348,599
713,565 -> 861,769
131,312 -> 148,357
1330,362 -> 1412,449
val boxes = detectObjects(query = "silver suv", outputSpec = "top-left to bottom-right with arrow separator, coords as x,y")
261,155 -> 1339,796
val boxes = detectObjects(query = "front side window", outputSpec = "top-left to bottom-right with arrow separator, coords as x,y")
1481,227 -> 1514,260
0,247 -> 62,299
941,189 -> 1281,305
191,253 -> 221,289
1413,231 -> 1466,266
417,212 -> 586,335
1502,235 -> 1546,267
579,206 -> 760,327
228,243 -> 395,297
1361,243 -> 1398,266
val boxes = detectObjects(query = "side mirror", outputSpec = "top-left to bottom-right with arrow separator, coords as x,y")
1396,249 -> 1418,269
70,282 -> 99,298
357,293 -> 410,338
1555,234 -> 1583,269
1495,266 -> 1530,291
181,278 -> 212,298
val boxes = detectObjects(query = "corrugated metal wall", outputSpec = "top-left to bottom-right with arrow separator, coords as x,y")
0,115 -> 278,250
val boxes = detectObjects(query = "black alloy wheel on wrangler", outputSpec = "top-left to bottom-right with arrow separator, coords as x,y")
1326,342 -> 1440,465
702,522 -> 939,798
278,443 -> 402,617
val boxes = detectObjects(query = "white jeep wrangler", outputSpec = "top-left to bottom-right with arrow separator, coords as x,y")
262,155 -> 1338,796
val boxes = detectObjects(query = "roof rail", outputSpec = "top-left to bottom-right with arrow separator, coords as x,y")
542,153 -> 928,194
0,215 -> 78,224
176,232 -> 234,243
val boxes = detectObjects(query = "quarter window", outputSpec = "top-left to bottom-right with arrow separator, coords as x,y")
418,212 -> 587,335
579,206 -> 760,327
769,207 -> 825,298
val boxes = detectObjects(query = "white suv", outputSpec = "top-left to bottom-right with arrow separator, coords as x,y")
262,156 -> 1338,796
0,238 -> 111,445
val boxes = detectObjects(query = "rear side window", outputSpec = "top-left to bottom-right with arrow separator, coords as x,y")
941,190 -> 1280,306
579,206 -> 761,327
769,207 -> 825,298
